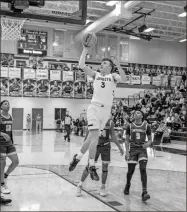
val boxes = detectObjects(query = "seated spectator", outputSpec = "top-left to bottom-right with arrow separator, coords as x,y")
179,83 -> 186,92
165,114 -> 173,128
180,110 -> 186,127
172,113 -> 182,131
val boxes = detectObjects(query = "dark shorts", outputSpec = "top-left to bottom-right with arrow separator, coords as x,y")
0,144 -> 17,157
95,145 -> 111,163
128,148 -> 148,164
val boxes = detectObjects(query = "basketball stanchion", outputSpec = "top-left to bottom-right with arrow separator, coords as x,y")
1,17 -> 25,40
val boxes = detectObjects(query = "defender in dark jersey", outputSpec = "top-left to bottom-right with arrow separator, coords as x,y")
0,100 -> 19,195
124,110 -> 152,202
75,117 -> 124,197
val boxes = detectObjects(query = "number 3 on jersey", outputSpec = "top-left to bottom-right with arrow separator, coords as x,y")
101,82 -> 105,88
6,125 -> 12,132
136,132 -> 140,140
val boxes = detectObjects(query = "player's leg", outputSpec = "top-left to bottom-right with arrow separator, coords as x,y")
76,164 -> 89,197
0,146 -> 10,194
4,145 -> 19,192
76,148 -> 100,197
69,105 -> 100,173
138,151 -> 150,202
124,151 -> 137,195
99,147 -> 110,196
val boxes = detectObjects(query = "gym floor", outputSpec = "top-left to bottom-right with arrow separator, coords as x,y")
1,131 -> 186,211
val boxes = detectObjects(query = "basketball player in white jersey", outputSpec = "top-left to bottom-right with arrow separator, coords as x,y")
69,45 -> 125,180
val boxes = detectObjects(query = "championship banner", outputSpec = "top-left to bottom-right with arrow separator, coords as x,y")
50,70 -> 62,98
0,67 -> 9,96
9,68 -> 22,97
152,76 -> 161,86
141,75 -> 151,85
62,71 -> 74,98
23,69 -> 36,97
131,75 -> 141,84
163,75 -> 168,87
74,71 -> 86,98
36,69 -> 49,97
74,81 -> 86,99
171,75 -> 182,87
86,75 -> 93,99
175,76 -> 182,86
75,71 -> 86,81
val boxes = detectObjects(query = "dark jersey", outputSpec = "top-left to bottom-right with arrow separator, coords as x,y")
98,119 -> 113,147
84,119 -> 114,148
126,121 -> 151,149
0,113 -> 14,146
64,85 -> 72,93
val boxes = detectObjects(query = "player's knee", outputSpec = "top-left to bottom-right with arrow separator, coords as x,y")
102,163 -> 109,172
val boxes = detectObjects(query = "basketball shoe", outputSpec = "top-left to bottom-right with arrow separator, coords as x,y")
76,185 -> 83,197
69,154 -> 80,171
124,183 -> 131,195
142,191 -> 150,202
89,166 -> 99,181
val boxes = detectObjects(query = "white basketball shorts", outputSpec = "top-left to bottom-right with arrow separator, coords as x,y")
87,103 -> 111,131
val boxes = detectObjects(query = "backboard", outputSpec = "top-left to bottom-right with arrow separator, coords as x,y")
0,0 -> 87,25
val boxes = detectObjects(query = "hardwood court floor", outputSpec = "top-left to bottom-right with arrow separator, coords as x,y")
1,131 -> 186,211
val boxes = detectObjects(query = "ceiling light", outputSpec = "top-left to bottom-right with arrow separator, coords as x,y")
179,39 -> 186,42
178,12 -> 186,17
106,1 -> 118,6
138,24 -> 147,33
129,36 -> 140,40
53,41 -> 58,46
144,27 -> 155,32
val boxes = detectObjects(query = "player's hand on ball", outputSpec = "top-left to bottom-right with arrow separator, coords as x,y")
125,151 -> 130,161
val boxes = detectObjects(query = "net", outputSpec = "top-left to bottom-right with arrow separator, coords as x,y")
1,17 -> 25,40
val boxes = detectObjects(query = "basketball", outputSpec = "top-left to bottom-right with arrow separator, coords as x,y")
82,32 -> 97,47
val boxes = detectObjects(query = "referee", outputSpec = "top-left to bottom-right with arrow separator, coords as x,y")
63,111 -> 72,143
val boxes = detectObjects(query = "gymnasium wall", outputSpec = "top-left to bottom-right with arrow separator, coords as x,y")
1,24 -> 186,66
1,87 -> 148,129
129,39 -> 186,66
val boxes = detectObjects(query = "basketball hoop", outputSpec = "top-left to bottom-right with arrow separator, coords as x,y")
1,17 -> 25,40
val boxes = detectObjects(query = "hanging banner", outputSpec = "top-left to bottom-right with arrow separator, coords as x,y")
141,75 -> 151,85
36,69 -> 49,97
152,76 -> 161,86
9,68 -> 22,97
62,71 -> 74,98
162,75 -> 168,87
0,67 -> 9,96
23,68 -> 36,97
131,75 -> 141,84
86,75 -> 94,99
75,71 -> 86,81
50,70 -> 62,98
74,80 -> 86,99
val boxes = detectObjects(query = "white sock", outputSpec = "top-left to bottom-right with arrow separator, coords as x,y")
77,152 -> 83,160
78,182 -> 83,187
89,159 -> 95,167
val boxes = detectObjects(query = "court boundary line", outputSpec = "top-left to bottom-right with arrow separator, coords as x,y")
20,165 -> 120,212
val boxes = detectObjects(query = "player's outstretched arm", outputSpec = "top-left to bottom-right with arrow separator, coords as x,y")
111,56 -> 126,83
79,46 -> 96,79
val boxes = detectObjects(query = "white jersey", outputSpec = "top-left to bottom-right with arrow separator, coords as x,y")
91,72 -> 116,107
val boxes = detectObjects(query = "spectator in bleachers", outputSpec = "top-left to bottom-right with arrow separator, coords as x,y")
172,113 -> 182,131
